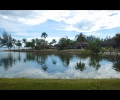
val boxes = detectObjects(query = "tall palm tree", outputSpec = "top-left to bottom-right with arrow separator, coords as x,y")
12,39 -> 16,50
31,38 -> 35,44
52,39 -> 57,49
41,32 -> 48,42
31,38 -> 35,48
65,36 -> 70,50
35,38 -> 39,46
75,33 -> 85,50
22,38 -> 27,49
52,39 -> 57,45
16,40 -> 22,50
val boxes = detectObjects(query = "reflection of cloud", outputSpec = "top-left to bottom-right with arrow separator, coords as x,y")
1,52 -> 120,79
1,62 -> 120,79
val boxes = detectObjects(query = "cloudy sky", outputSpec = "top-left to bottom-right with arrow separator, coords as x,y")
0,10 -> 120,43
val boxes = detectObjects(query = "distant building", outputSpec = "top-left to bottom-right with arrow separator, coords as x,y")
74,42 -> 88,49
54,42 -> 89,49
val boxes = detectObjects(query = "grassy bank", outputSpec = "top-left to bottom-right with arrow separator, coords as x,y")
3,49 -> 81,54
0,78 -> 120,90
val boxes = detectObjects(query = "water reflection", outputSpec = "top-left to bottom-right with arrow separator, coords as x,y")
0,51 -> 120,78
89,55 -> 102,71
25,52 -> 48,71
75,61 -> 86,71
56,54 -> 73,68
103,55 -> 120,72
17,52 -> 21,62
0,52 -> 16,71
52,54 -> 57,65
74,55 -> 86,71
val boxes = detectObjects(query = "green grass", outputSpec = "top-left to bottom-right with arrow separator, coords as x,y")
0,78 -> 120,90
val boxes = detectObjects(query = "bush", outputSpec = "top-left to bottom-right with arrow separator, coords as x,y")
80,49 -> 92,55
88,39 -> 102,54
100,48 -> 105,53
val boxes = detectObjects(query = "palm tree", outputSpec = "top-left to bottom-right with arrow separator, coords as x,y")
12,39 -> 16,50
22,38 -> 27,49
31,38 -> 35,44
75,33 -> 86,50
52,39 -> 57,49
65,36 -> 70,50
31,38 -> 35,49
41,32 -> 48,42
52,39 -> 57,45
16,40 -> 22,50
35,38 -> 39,46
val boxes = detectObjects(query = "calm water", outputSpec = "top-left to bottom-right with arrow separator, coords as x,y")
0,51 -> 120,79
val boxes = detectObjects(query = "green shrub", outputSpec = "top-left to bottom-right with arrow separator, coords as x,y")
88,39 -> 102,54
80,49 -> 92,55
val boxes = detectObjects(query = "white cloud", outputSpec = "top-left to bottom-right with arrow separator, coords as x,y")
1,10 -> 120,40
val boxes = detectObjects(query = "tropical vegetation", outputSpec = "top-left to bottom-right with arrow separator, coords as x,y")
0,30 -> 120,55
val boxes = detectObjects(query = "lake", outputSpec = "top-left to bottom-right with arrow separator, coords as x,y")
0,50 -> 120,79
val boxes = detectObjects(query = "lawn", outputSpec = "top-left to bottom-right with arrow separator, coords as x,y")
0,78 -> 120,90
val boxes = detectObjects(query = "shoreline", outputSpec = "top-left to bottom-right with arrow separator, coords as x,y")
2,49 -> 120,56
3,49 -> 81,54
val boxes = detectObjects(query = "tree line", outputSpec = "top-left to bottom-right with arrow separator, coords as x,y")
0,30 -> 120,54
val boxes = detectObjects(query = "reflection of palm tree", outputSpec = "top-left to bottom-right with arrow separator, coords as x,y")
75,61 -> 85,71
18,52 -> 21,62
26,52 -> 35,61
1,52 -> 15,71
9,52 -> 13,67
52,60 -> 57,65
41,64 -> 48,71
105,56 -> 120,72
112,61 -> 120,72
24,58 -> 26,62
0,58 -> 2,67
52,55 -> 57,65
35,53 -> 48,70
3,59 -> 9,71
58,54 -> 72,68
89,56 -> 101,71
64,57 -> 70,67
38,55 -> 47,65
